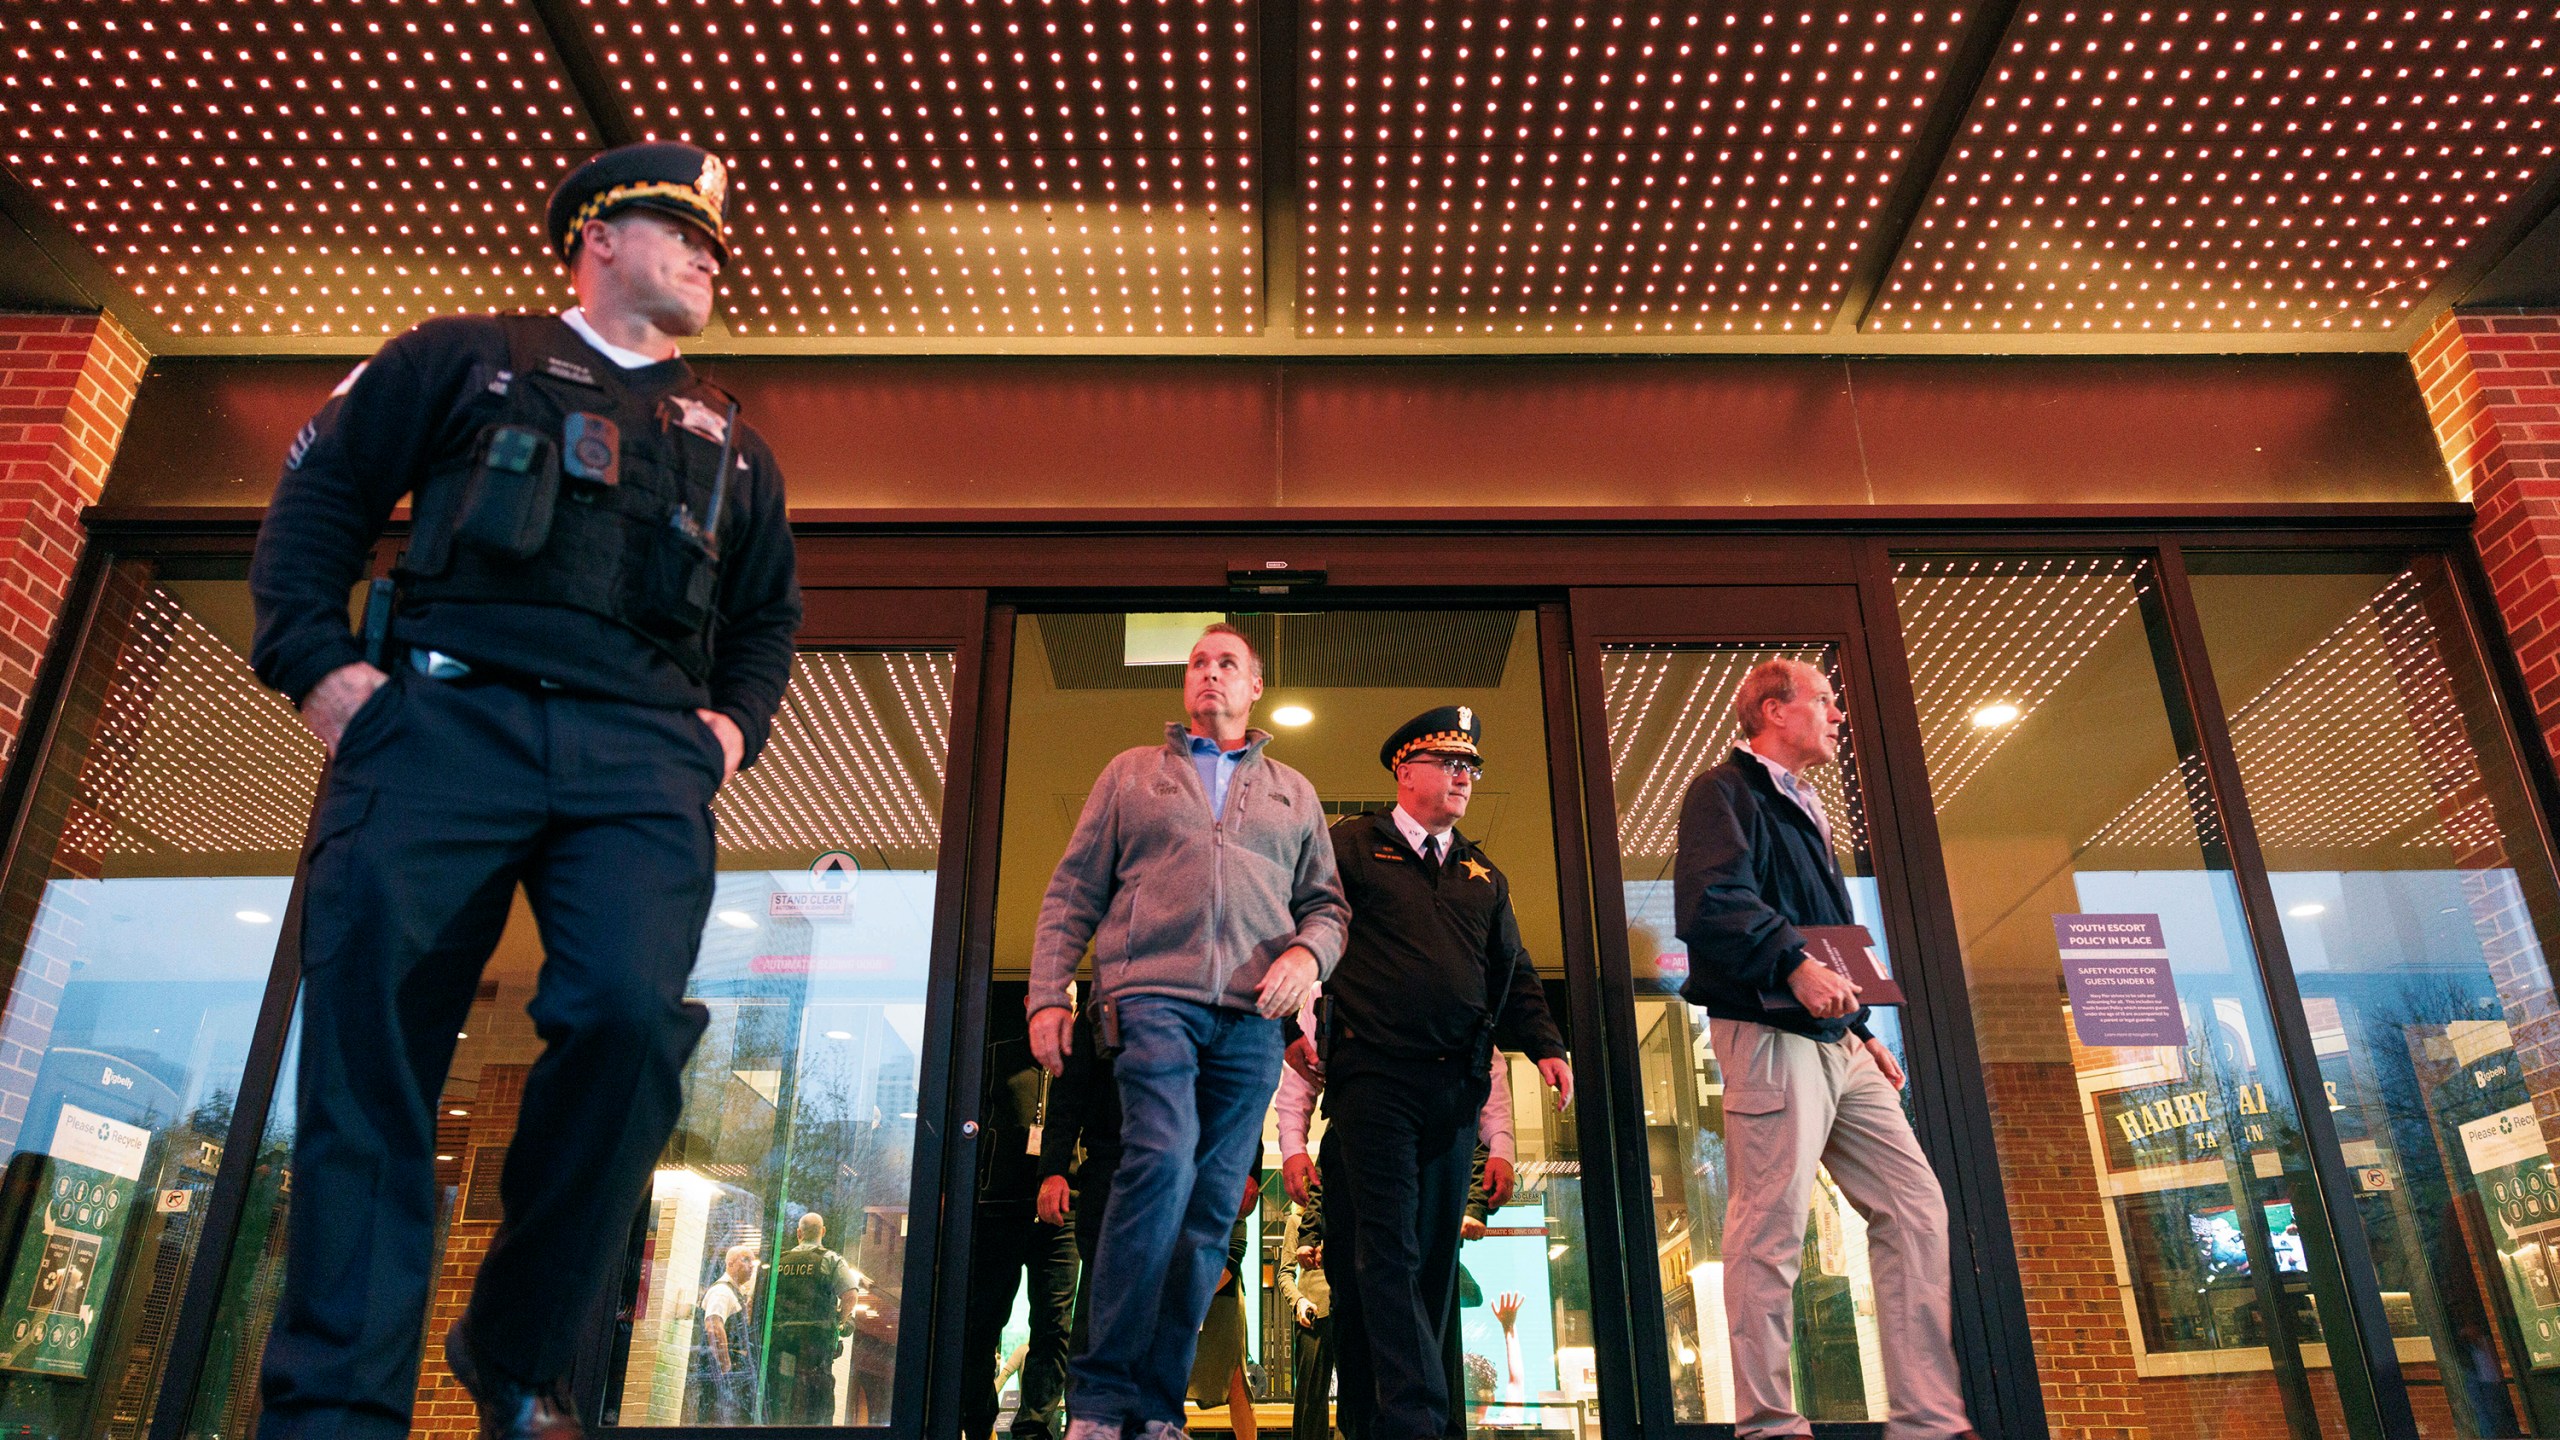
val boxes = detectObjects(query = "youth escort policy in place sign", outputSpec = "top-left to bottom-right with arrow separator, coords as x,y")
2053,914 -> 2188,1048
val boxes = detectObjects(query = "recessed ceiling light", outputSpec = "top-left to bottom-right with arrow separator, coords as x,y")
1271,705 -> 1314,727
2288,903 -> 2327,919
825,1029 -> 854,1041
235,910 -> 273,925
1970,703 -> 2021,729
448,1108 -> 469,1118
716,910 -> 758,930
436,1154 -> 455,1162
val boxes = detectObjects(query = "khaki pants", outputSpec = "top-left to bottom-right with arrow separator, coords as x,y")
1712,1018 -> 1971,1440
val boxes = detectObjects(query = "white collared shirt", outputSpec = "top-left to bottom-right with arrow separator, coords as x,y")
1275,993 -> 1515,1162
560,306 -> 672,370
1743,742 -> 1835,857
1390,803 -> 1454,861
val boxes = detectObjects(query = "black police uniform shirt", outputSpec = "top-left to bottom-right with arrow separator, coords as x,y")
248,312 -> 802,762
1324,808 -> 1567,1067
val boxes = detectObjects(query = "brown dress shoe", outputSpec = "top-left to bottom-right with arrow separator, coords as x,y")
445,1320 -> 587,1440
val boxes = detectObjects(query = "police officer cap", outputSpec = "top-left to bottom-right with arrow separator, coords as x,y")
547,141 -> 733,266
1382,705 -> 1483,771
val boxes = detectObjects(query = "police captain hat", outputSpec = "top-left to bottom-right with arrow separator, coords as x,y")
1382,705 -> 1483,771
547,141 -> 733,267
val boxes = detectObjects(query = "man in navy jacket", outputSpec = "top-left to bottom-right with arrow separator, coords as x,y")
1673,659 -> 1978,1440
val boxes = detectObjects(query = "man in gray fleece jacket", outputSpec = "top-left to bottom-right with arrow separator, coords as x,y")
1029,623 -> 1349,1440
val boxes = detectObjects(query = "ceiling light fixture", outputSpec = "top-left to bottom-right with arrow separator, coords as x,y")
1970,702 -> 2022,729
1271,704 -> 1314,727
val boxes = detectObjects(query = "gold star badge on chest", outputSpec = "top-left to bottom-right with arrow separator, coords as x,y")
1460,858 -> 1493,882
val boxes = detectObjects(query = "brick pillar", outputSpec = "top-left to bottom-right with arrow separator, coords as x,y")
0,313 -> 146,766
2414,309 -> 2560,757
416,1065 -> 529,1440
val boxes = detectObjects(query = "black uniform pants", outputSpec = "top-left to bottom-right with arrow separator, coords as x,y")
257,671 -> 722,1440
1291,1315 -> 1336,1440
1321,1052 -> 1485,1440
768,1333 -> 843,1424
963,1203 -> 1080,1440
1065,1162 -> 1116,1371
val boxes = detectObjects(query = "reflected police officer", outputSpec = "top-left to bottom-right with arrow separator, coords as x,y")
248,142 -> 801,1440
769,1212 -> 862,1423
1313,708 -> 1572,1440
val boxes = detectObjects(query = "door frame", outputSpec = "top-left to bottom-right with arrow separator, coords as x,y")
35,512 -> 2549,1440
1562,582 -> 2019,1440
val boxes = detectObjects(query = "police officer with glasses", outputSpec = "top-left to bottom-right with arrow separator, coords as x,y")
1310,707 -> 1573,1440
248,141 -> 801,1440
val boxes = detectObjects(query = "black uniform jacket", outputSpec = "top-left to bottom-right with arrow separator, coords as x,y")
1325,809 -> 1566,1067
248,314 -> 801,763
1672,749 -> 1873,1043
1036,1001 -> 1122,1188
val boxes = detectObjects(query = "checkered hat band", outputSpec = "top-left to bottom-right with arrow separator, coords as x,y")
1393,731 -> 1480,767
565,181 -> 718,253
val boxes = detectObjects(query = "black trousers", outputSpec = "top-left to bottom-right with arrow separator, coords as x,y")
768,1333 -> 842,1424
257,671 -> 723,1440
1065,1162 -> 1115,1369
963,1203 -> 1080,1440
1291,1315 -> 1336,1440
1320,1052 -> 1484,1440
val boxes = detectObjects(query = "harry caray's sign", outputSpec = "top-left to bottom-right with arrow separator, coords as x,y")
2096,1079 -> 2336,1172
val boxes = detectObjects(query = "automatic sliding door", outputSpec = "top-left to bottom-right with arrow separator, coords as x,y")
1568,585 -> 1966,1437
966,608 -> 1600,1438
599,590 -> 990,1433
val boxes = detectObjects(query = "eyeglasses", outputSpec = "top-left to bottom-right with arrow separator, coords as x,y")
1407,756 -> 1483,779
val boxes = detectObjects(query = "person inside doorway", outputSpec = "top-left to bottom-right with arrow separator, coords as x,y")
1026,623 -> 1349,1440
767,1211 -> 860,1424
1672,659 -> 1978,1440
966,1004 -> 1078,1440
692,1244 -> 761,1424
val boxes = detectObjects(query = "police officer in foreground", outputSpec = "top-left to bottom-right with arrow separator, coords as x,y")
248,142 -> 801,1440
1309,708 -> 1573,1440
768,1212 -> 862,1423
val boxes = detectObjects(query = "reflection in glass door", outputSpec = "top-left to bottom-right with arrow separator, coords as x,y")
1889,553 -> 2379,1440
183,587 -> 986,1439
1595,636 -> 1908,1427
611,650 -> 956,1428
2189,552 -> 2560,1437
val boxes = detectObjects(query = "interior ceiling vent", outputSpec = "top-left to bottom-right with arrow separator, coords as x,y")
1037,612 -> 1519,691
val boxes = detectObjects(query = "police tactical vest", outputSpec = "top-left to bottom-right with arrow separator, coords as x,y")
399,314 -> 736,681
771,1243 -> 843,1336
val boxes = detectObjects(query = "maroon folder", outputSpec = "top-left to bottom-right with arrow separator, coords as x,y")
1760,925 -> 1905,1009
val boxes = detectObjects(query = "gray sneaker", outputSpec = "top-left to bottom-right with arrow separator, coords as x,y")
1064,1420 -> 1122,1440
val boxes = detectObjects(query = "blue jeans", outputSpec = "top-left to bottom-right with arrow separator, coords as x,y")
1069,996 -> 1281,1428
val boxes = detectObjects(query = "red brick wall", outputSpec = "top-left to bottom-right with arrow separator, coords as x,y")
415,1063 -> 528,1439
2415,310 -> 2560,754
0,312 -> 147,1147
0,314 -> 145,765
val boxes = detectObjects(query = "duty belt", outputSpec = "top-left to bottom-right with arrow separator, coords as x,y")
408,648 -> 565,691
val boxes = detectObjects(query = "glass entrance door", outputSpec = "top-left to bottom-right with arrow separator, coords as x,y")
1565,584 -> 1989,1437
960,607 -> 1603,1439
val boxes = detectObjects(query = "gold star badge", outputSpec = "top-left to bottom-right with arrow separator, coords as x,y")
1461,858 -> 1493,882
